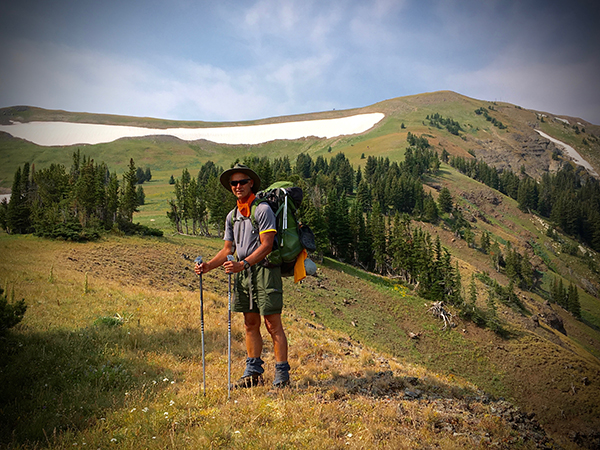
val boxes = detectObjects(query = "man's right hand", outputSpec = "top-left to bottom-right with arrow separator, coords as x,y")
195,262 -> 209,275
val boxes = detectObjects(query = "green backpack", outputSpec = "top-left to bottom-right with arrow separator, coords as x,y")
233,181 -> 315,276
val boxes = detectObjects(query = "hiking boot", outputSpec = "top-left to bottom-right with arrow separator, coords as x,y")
232,357 -> 265,389
273,362 -> 290,388
233,372 -> 265,389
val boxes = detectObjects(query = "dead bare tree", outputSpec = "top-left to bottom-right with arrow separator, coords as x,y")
428,301 -> 453,330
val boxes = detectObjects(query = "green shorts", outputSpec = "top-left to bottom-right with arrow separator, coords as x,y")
233,265 -> 283,316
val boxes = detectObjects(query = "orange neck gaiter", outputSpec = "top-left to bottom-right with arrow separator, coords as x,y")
237,193 -> 256,217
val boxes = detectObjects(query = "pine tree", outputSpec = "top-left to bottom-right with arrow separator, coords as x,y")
7,165 -> 32,234
438,187 -> 453,213
468,275 -> 478,306
490,241 -> 503,272
356,179 -> 372,213
0,199 -> 7,232
136,185 -> 145,206
486,291 -> 501,332
370,202 -> 387,274
136,167 -> 146,184
302,192 -> 329,256
422,194 -> 439,223
106,173 -> 119,225
567,283 -> 581,318
119,159 -> 139,223
480,231 -> 491,254
557,278 -> 566,308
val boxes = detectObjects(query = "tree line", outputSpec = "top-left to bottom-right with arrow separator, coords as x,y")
168,131 -> 589,327
169,135 -> 463,306
0,151 -> 161,240
449,155 -> 600,253
474,107 -> 507,129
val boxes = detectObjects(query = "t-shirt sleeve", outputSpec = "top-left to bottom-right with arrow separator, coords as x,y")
254,203 -> 277,234
224,210 -> 234,241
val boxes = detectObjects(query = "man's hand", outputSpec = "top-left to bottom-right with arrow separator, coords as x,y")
223,259 -> 244,274
195,262 -> 210,275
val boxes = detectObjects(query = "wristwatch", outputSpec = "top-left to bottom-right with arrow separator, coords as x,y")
242,260 -> 251,270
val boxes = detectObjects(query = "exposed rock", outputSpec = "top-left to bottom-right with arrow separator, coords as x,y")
461,188 -> 501,207
580,277 -> 599,297
542,311 -> 567,335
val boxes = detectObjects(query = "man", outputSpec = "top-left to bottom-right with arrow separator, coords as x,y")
195,164 -> 290,388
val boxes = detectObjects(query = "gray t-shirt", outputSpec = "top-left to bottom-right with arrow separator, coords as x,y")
224,202 -> 277,261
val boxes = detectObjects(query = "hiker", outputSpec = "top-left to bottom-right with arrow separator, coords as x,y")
194,164 -> 290,388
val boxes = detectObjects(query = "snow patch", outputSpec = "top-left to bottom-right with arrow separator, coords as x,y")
535,129 -> 598,177
0,113 -> 385,147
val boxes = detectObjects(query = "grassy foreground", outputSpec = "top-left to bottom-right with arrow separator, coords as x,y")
0,233 -> 578,450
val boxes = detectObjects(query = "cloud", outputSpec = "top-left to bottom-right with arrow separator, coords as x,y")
0,39 -> 278,121
446,42 -> 600,123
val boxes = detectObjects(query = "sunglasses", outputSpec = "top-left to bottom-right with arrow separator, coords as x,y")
230,178 -> 252,187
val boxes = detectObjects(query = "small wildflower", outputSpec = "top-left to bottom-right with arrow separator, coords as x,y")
234,431 -> 241,434
130,408 -> 136,413
142,407 -> 149,413
163,378 -> 169,382
169,400 -> 175,406
347,433 -> 353,438
110,438 -> 117,442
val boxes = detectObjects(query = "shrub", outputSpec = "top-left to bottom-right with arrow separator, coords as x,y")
117,221 -> 163,237
0,285 -> 26,335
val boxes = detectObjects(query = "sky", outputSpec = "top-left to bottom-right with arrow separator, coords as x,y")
0,0 -> 599,124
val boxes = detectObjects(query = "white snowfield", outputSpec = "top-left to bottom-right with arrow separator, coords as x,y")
0,113 -> 385,147
535,129 -> 599,177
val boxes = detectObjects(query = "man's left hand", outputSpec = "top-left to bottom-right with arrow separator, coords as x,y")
224,259 -> 245,274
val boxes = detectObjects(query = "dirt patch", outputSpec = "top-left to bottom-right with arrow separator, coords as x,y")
59,239 -> 229,296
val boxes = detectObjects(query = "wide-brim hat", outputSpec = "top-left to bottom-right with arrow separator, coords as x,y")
219,163 -> 261,193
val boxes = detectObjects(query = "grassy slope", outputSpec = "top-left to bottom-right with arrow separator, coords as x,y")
0,234 -> 594,449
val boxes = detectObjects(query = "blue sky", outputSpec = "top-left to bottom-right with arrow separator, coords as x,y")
1,0 -> 599,124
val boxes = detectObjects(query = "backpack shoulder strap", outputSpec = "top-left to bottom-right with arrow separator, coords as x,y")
249,198 -> 262,230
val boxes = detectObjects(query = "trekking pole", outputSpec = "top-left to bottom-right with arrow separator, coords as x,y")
194,256 -> 206,395
227,254 -> 235,399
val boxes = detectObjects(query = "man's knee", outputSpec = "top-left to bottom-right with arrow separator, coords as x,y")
244,312 -> 261,332
264,314 -> 284,336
